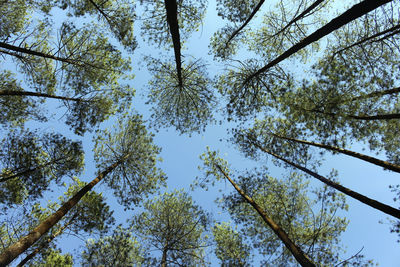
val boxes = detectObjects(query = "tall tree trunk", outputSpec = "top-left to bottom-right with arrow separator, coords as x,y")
161,244 -> 168,267
332,24 -> 400,57
270,133 -> 400,173
0,42 -> 108,71
225,0 -> 266,47
272,0 -> 325,38
0,160 -> 122,266
215,165 -> 316,267
250,140 -> 400,220
0,156 -> 68,183
350,87 -> 400,102
0,90 -> 84,102
245,0 -> 393,83
164,0 -> 183,87
16,213 -> 78,267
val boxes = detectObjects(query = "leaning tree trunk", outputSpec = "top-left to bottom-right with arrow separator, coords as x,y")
0,160 -> 122,266
16,213 -> 78,267
0,90 -> 85,102
245,0 -> 393,83
250,140 -> 400,220
270,133 -> 400,173
215,165 -> 316,267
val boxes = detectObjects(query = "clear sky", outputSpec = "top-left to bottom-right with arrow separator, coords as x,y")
4,1 -> 400,266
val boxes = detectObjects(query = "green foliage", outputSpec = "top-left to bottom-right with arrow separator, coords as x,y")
212,222 -> 252,266
28,248 -> 73,267
130,190 -> 209,266
82,226 -> 146,266
93,114 -> 166,208
146,57 -> 214,133
218,170 -> 353,266
0,129 -> 84,206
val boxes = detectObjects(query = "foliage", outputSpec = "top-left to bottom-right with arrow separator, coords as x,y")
212,221 -> 252,266
93,114 -> 166,208
146,57 -> 214,133
0,129 -> 84,206
27,249 -> 73,267
130,190 -> 210,266
82,226 -> 146,266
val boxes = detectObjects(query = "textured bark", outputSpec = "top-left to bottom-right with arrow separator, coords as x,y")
16,213 -> 78,267
0,90 -> 85,102
225,0 -> 266,47
161,245 -> 168,267
332,24 -> 400,57
164,0 -> 183,87
215,165 -> 316,267
250,140 -> 400,220
272,0 -> 325,38
0,161 -> 122,266
0,156 -> 68,183
245,0 -> 393,83
270,133 -> 400,173
350,87 -> 400,102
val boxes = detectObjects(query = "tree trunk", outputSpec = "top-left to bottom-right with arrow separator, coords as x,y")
245,0 -> 393,83
0,90 -> 84,102
270,133 -> 400,173
0,156 -> 68,183
272,0 -> 325,38
16,213 -> 78,267
164,0 -> 183,87
161,245 -> 168,267
251,141 -> 400,220
225,0 -> 266,46
0,160 -> 122,266
350,87 -> 400,102
215,165 -> 316,267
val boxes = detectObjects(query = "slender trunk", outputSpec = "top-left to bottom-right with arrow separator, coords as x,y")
0,42 -> 109,71
164,0 -> 183,87
350,87 -> 400,102
16,213 -> 78,267
272,0 -> 325,38
0,90 -> 85,102
245,0 -> 393,83
250,141 -> 400,220
301,106 -> 400,121
0,42 -> 79,65
0,156 -> 68,183
161,245 -> 168,267
225,0 -> 266,47
88,0 -> 112,25
270,133 -> 400,173
332,24 -> 400,57
215,165 -> 315,267
0,160 -> 122,266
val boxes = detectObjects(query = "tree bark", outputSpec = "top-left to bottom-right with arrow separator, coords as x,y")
161,244 -> 168,267
0,160 -> 122,266
16,213 -> 78,267
215,165 -> 316,267
0,90 -> 85,102
0,156 -> 68,183
270,133 -> 400,173
245,0 -> 393,83
250,140 -> 400,220
225,0 -> 266,47
350,87 -> 400,102
164,0 -> 183,87
272,0 -> 325,38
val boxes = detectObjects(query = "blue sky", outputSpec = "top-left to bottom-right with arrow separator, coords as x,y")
3,0 -> 400,266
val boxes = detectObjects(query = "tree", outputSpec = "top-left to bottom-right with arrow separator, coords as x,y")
0,115 -> 165,266
199,148 -> 372,266
130,190 -> 209,266
82,226 -> 146,267
146,57 -> 214,133
0,129 -> 84,206
212,222 -> 252,266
